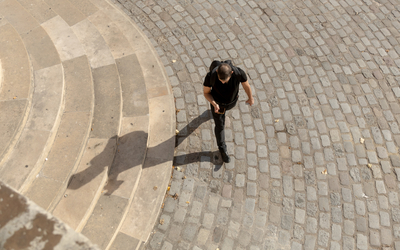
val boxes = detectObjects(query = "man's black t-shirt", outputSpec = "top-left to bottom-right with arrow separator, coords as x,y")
203,67 -> 247,105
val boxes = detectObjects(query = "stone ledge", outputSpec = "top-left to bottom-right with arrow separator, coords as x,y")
0,180 -> 99,250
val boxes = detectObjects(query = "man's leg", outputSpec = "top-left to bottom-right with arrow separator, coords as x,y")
210,104 -> 230,162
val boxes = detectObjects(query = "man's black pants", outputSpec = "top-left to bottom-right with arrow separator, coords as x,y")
210,101 -> 237,151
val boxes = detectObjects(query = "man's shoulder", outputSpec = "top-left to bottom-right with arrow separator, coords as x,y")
234,66 -> 246,74
232,67 -> 247,82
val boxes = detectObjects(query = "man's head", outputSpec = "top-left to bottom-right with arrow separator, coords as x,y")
217,63 -> 233,83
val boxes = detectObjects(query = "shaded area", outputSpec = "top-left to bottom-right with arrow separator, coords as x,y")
174,110 -> 223,167
68,111 -> 217,195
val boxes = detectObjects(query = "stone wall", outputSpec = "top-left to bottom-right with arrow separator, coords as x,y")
0,181 -> 99,250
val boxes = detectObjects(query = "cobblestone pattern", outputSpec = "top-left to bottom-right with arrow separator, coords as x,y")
112,0 -> 400,248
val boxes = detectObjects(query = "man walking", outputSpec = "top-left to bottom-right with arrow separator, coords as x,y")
203,61 -> 254,163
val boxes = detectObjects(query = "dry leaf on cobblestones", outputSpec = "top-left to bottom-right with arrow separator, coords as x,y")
321,169 -> 327,175
160,219 -> 164,225
167,186 -> 170,191
360,138 -> 365,143
186,201 -> 190,204
172,193 -> 178,199
367,163 -> 372,168
153,186 -> 158,190
175,129 -> 179,135
275,119 -> 279,123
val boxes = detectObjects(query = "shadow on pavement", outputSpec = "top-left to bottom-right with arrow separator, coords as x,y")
67,110 -> 218,195
174,110 -> 224,167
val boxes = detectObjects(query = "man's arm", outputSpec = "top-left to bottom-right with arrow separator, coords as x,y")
241,81 -> 254,106
203,86 -> 219,112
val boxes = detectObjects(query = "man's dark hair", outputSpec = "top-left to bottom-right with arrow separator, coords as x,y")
217,63 -> 232,81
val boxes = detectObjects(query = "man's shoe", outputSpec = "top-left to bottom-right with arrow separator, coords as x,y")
219,148 -> 231,163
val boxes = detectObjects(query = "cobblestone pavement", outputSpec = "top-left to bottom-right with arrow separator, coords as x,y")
112,0 -> 400,248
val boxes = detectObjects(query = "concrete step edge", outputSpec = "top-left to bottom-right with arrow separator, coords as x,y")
79,1 -> 153,248
0,22 -> 34,169
76,169 -> 110,232
100,0 -> 175,246
104,153 -> 144,250
1,62 -> 65,194
19,64 -> 66,195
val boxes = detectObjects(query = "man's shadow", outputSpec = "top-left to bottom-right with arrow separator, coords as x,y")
67,110 -> 221,195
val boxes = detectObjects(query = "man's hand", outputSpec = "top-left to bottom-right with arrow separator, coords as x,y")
204,86 -> 220,113
246,98 -> 254,106
241,81 -> 254,107
212,101 -> 220,113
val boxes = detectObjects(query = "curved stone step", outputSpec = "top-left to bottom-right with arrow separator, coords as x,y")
48,4 -> 151,245
52,62 -> 122,231
44,1 -> 144,239
53,33 -> 153,250
0,0 -> 94,216
78,1 -> 175,249
0,22 -> 31,164
0,0 -> 65,193
0,1 -> 175,249
0,63 -> 64,190
0,0 -> 69,200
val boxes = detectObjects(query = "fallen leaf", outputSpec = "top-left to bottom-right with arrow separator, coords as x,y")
275,119 -> 279,123
13,96 -> 16,99
161,203 -> 164,208
173,193 -> 179,199
186,201 -> 190,204
182,176 -> 186,179
172,60 -> 176,63
153,186 -> 158,190
160,219 -> 164,225
321,169 -> 327,175
367,163 -> 372,168
175,129 -> 179,135
360,138 -> 365,144
167,186 -> 171,191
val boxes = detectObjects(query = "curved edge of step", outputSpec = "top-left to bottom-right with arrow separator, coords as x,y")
18,14 -> 97,210
0,17 -> 65,195
92,0 -> 176,248
0,21 -> 33,171
33,3 -> 149,245
18,63 -> 66,193
1,1 -> 175,249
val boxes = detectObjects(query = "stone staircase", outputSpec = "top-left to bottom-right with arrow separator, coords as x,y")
0,0 -> 175,249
